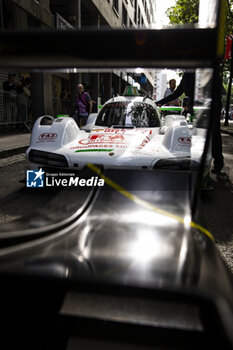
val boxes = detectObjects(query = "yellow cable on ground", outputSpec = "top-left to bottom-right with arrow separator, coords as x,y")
87,163 -> 214,242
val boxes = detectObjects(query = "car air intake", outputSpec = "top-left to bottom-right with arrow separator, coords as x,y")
154,158 -> 199,170
28,149 -> 68,168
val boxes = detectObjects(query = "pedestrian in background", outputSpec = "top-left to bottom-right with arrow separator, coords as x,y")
3,73 -> 23,123
157,73 -> 195,114
60,88 -> 71,115
156,72 -> 224,173
75,84 -> 93,127
18,77 -> 30,124
163,79 -> 180,106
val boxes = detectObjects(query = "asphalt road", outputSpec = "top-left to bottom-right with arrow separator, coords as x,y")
0,133 -> 232,272
203,132 -> 233,273
0,156 -> 55,223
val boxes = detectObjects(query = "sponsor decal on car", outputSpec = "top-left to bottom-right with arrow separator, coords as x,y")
71,144 -> 127,150
79,133 -> 126,145
137,135 -> 152,150
77,129 -> 152,147
178,137 -> 191,145
37,133 -> 58,142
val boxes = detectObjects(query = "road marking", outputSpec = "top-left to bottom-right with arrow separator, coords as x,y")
87,163 -> 214,242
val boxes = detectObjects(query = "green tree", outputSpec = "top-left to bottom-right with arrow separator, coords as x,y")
166,0 -> 199,24
223,1 -> 233,76
166,0 -> 233,71
166,0 -> 233,104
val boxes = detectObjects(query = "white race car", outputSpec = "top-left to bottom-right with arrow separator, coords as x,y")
27,94 -> 194,171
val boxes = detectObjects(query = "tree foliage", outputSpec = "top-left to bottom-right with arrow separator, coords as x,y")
166,0 -> 199,24
166,0 -> 233,78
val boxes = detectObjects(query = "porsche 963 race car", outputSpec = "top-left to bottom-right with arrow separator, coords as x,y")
27,90 -> 194,171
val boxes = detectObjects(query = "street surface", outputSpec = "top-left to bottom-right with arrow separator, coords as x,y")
0,156 -> 55,223
204,131 -> 233,273
0,132 -> 232,273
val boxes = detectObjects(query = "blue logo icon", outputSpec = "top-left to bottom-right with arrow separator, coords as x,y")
26,169 -> 45,188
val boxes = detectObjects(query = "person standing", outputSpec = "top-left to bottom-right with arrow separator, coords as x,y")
60,88 -> 71,115
75,84 -> 93,127
156,72 -> 224,173
3,73 -> 23,123
156,72 -> 195,115
163,79 -> 179,106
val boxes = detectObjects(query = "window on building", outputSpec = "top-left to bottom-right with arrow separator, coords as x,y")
122,4 -> 128,27
141,15 -> 144,28
134,0 -> 137,23
113,0 -> 119,15
138,7 -> 141,26
146,7 -> 150,24
28,14 -> 42,29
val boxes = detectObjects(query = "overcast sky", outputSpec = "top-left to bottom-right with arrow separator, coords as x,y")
155,0 -> 176,27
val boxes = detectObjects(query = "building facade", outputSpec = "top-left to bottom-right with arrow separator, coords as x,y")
50,0 -> 156,112
154,70 -> 168,101
0,0 -> 55,129
0,0 -> 156,129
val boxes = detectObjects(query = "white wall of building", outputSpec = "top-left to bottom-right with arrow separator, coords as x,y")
154,69 -> 182,101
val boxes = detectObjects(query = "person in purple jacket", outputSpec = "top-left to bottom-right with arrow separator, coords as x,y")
75,84 -> 93,127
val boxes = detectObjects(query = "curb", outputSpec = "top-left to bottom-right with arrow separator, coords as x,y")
0,145 -> 28,160
221,128 -> 233,137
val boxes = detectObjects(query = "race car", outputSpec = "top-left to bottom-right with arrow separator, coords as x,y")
27,92 -> 196,171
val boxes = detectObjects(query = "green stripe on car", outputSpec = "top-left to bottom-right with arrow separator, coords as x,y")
75,149 -> 114,153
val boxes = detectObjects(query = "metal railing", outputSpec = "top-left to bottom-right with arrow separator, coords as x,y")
0,90 -> 31,130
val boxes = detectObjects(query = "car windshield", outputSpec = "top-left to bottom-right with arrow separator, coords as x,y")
95,101 -> 160,128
